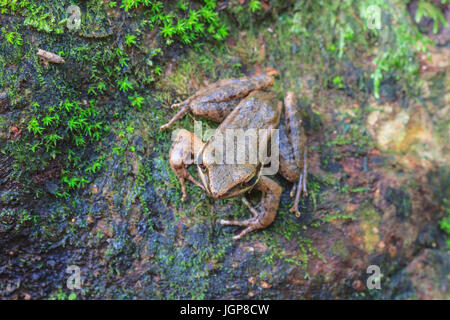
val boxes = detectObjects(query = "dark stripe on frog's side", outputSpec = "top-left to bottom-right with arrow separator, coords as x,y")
279,117 -> 301,182
192,98 -> 242,122
284,92 -> 305,165
278,92 -> 307,182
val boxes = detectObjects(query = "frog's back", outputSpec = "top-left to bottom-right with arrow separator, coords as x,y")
217,90 -> 281,131
200,90 -> 280,199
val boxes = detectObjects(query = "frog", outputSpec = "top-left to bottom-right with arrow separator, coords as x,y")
160,74 -> 307,240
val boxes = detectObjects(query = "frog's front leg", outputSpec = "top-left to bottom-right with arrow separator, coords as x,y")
219,176 -> 282,241
169,129 -> 205,201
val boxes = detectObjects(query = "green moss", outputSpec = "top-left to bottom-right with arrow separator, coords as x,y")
439,199 -> 450,249
119,0 -> 229,45
4,99 -> 106,196
331,239 -> 349,258
354,202 -> 381,253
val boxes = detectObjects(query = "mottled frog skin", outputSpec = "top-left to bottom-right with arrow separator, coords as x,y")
161,74 -> 307,240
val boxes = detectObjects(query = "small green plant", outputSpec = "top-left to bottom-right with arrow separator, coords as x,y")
1,29 -> 23,46
97,81 -> 106,91
27,117 -> 44,135
125,34 -> 137,46
129,92 -> 144,109
117,76 -> 133,92
61,173 -> 90,189
364,2 -> 433,98
8,31 -> 22,45
439,199 -> 450,249
12,99 -> 106,194
177,0 -> 188,11
68,292 -> 77,300
249,0 -> 262,13
120,0 -> 229,45
332,76 -> 343,88
51,289 -> 67,300
126,125 -> 134,134
0,1 -> 65,33
415,0 -> 448,34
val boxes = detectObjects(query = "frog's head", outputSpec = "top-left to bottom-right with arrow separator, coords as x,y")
196,142 -> 261,199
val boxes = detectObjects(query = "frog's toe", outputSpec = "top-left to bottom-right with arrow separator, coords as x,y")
232,226 -> 257,241
219,218 -> 246,226
160,123 -> 170,131
219,217 -> 260,240
179,179 -> 188,202
219,217 -> 257,227
290,183 -> 297,198
289,205 -> 301,218
171,101 -> 184,109
160,105 -> 191,131
289,173 -> 305,217
218,218 -> 229,225
241,198 -> 259,219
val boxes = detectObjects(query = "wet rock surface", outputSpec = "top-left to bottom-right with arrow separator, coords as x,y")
0,2 -> 448,300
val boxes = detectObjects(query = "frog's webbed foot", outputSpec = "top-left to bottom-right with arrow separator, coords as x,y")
219,217 -> 259,241
219,176 -> 281,241
169,129 -> 204,201
219,198 -> 260,240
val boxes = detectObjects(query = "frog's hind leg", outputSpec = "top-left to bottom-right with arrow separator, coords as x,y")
219,176 -> 281,241
163,79 -> 238,129
301,148 -> 308,195
221,198 -> 266,241
169,129 -> 205,201
218,198 -> 259,240
289,175 -> 303,217
219,201 -> 260,241
289,148 -> 308,217
161,95 -> 237,130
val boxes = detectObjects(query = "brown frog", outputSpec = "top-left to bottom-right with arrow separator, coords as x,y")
160,74 -> 307,240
